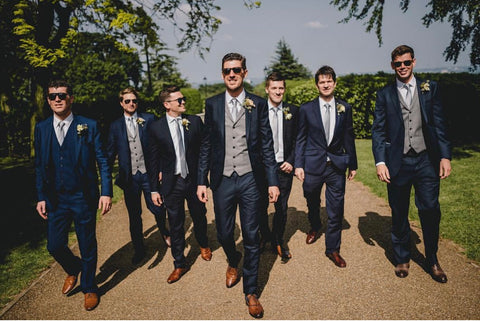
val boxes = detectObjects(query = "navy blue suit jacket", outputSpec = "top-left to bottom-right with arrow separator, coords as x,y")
372,79 -> 451,178
295,97 -> 357,175
278,103 -> 299,167
198,91 -> 279,191
147,114 -> 204,196
107,112 -> 155,189
34,115 -> 112,210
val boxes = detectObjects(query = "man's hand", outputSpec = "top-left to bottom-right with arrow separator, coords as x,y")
152,192 -> 163,206
439,158 -> 452,179
279,161 -> 293,174
268,186 -> 280,203
98,196 -> 112,215
197,185 -> 208,203
295,168 -> 305,182
376,164 -> 390,183
36,201 -> 47,220
347,169 -> 357,181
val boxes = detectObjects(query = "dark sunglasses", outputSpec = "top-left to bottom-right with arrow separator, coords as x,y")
222,67 -> 243,75
123,99 -> 138,104
393,60 -> 413,68
48,93 -> 68,100
165,97 -> 187,104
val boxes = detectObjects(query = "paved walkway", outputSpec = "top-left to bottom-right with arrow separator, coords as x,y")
2,179 -> 480,319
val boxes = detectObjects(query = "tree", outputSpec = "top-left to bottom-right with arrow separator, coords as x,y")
330,0 -> 480,70
265,39 -> 311,80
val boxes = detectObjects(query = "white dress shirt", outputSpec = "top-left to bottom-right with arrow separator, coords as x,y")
166,114 -> 186,176
53,112 -> 73,144
319,97 -> 336,146
268,101 -> 284,163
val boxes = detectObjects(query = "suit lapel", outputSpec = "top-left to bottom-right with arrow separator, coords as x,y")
161,117 -> 175,154
312,98 -> 328,143
217,94 -> 226,144
73,116 -> 82,163
182,115 -> 189,151
416,79 -> 429,123
43,117 -> 54,165
388,84 -> 403,124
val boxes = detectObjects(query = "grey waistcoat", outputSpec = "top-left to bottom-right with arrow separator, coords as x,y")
223,103 -> 252,177
400,87 -> 427,154
128,123 -> 146,174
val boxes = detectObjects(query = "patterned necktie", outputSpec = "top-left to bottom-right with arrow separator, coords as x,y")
404,84 -> 412,106
323,103 -> 331,144
127,117 -> 136,138
271,108 -> 279,154
231,98 -> 238,121
176,118 -> 188,178
57,121 -> 65,146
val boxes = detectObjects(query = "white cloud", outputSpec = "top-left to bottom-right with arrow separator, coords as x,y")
305,21 -> 327,29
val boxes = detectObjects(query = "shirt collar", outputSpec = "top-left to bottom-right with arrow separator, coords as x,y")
124,111 -> 138,121
396,75 -> 417,89
166,113 -> 182,123
53,112 -> 73,127
225,90 -> 246,105
319,97 -> 335,108
268,100 -> 283,111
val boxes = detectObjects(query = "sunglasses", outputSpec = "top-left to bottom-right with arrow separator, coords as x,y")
165,97 -> 187,104
222,67 -> 243,75
48,93 -> 68,101
123,99 -> 138,104
393,60 -> 413,68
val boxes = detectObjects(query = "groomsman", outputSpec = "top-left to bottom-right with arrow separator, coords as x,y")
295,66 -> 357,268
107,87 -> 171,265
148,85 -> 211,284
197,52 -> 279,319
372,45 -> 451,282
35,80 -> 112,310
259,72 -> 299,261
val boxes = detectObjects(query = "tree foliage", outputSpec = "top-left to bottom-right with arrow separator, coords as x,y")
265,39 -> 312,80
330,0 -> 480,70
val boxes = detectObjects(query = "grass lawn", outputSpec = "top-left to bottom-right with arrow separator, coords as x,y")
0,158 -> 123,311
355,139 -> 480,262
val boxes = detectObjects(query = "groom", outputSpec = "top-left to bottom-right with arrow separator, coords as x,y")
372,44 -> 452,283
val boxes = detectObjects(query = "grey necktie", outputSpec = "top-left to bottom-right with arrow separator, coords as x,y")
127,117 -> 136,138
231,98 -> 239,122
57,121 -> 65,146
176,118 -> 188,178
404,84 -> 412,106
271,107 -> 279,154
323,103 -> 331,144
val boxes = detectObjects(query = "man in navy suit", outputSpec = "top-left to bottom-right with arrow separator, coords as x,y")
372,45 -> 452,283
295,66 -> 357,268
197,53 -> 279,319
35,80 -> 112,311
107,87 -> 170,265
259,72 -> 299,261
148,85 -> 211,284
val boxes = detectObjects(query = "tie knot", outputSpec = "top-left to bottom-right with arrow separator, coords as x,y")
324,103 -> 331,109
176,117 -> 182,123
231,98 -> 238,106
271,107 -> 279,114
58,121 -> 65,128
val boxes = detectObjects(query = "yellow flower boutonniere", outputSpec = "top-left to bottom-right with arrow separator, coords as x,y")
420,80 -> 430,93
336,103 -> 345,115
283,106 -> 292,120
243,98 -> 256,112
136,117 -> 145,127
182,118 -> 190,131
77,124 -> 88,136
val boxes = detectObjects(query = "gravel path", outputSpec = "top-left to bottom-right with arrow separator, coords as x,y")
2,179 -> 480,319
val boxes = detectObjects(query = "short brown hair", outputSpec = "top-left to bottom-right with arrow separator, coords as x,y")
265,72 -> 286,87
315,66 -> 336,84
119,87 -> 139,102
222,52 -> 247,70
391,45 -> 414,61
47,80 -> 73,96
159,85 -> 181,104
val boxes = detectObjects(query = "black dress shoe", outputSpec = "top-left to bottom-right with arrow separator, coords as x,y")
395,263 -> 410,278
430,263 -> 447,283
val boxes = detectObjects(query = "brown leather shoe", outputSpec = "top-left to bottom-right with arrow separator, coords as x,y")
167,267 -> 190,284
395,263 -> 410,278
200,247 -> 212,261
430,263 -> 447,283
163,235 -> 172,248
306,229 -> 320,244
326,251 -> 346,268
62,274 -> 78,295
246,294 -> 264,318
84,293 -> 99,311
226,266 -> 240,288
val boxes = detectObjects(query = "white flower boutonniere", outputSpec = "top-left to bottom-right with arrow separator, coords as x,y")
182,118 -> 190,131
336,103 -> 345,115
420,80 -> 430,93
243,98 -> 256,112
136,117 -> 145,127
283,106 -> 292,120
77,124 -> 88,136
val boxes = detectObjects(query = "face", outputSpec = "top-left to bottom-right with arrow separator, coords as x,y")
163,91 -> 186,117
222,60 -> 247,95
120,93 -> 138,116
47,87 -> 73,119
265,80 -> 285,107
391,53 -> 416,83
316,74 -> 336,100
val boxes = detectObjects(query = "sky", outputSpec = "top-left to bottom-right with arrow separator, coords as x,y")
159,0 -> 471,87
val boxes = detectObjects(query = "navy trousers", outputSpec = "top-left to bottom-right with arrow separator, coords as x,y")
388,152 -> 441,265
213,172 -> 260,295
303,163 -> 346,254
